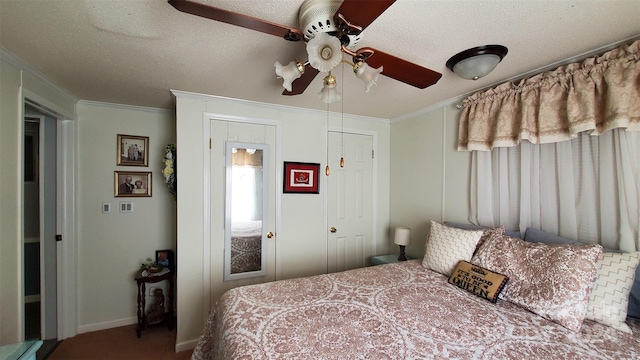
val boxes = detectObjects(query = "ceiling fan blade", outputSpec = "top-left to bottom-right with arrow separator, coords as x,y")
282,67 -> 320,96
335,0 -> 396,30
169,0 -> 304,41
359,47 -> 442,89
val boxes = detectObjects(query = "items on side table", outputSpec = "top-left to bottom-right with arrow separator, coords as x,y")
134,268 -> 174,338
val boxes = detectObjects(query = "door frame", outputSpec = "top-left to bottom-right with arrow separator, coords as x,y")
23,96 -> 77,341
201,112 -> 282,317
323,126 -> 378,273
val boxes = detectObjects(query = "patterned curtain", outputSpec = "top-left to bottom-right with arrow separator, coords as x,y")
458,39 -> 640,151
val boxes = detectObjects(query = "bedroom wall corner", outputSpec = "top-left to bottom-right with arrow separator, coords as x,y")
389,104 -> 470,259
75,102 -> 176,333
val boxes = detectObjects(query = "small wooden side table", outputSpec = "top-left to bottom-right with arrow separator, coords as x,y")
134,268 -> 174,338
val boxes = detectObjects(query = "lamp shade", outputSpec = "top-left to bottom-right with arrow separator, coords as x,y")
307,32 -> 342,73
353,61 -> 383,92
394,227 -> 411,246
275,60 -> 304,91
319,73 -> 341,103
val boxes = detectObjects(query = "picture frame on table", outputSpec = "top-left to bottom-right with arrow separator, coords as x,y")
117,134 -> 149,166
283,161 -> 320,194
156,249 -> 174,271
114,171 -> 152,197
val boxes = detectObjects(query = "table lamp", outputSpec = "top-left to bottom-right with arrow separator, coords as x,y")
394,227 -> 411,261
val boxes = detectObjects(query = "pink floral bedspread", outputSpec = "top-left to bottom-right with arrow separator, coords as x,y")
192,260 -> 640,359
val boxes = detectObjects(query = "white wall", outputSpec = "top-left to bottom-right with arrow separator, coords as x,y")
75,102 -> 176,333
389,105 -> 472,259
174,91 -> 391,351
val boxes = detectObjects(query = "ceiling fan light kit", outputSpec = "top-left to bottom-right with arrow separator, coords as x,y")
319,73 -> 342,103
307,33 -> 343,72
353,61 -> 383,93
446,45 -> 509,80
169,0 -> 443,100
275,61 -> 305,92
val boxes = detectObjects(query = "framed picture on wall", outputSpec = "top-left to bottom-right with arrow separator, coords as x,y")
283,162 -> 320,194
114,171 -> 152,197
156,249 -> 174,271
117,134 -> 149,166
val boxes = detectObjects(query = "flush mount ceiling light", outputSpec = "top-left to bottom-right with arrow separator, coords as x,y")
446,45 -> 508,80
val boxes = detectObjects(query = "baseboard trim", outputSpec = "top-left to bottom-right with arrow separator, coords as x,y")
77,316 -> 137,334
175,338 -> 198,353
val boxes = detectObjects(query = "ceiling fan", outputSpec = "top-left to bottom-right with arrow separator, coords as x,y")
168,0 -> 442,100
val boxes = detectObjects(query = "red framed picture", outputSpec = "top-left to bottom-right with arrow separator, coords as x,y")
283,162 -> 320,194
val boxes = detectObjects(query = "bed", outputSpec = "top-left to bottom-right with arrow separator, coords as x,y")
192,222 -> 640,359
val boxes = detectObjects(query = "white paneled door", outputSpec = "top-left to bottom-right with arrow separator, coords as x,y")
326,131 -> 374,273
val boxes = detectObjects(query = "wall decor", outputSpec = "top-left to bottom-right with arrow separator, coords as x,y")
283,162 -> 320,194
117,134 -> 149,166
114,171 -> 152,197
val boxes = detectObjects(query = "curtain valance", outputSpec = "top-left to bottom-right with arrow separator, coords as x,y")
458,40 -> 640,151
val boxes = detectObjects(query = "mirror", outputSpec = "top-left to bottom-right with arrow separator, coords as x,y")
224,142 -> 268,281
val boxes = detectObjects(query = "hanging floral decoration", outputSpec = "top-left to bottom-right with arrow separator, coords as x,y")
163,144 -> 176,198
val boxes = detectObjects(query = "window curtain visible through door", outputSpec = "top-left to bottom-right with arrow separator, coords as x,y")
458,39 -> 640,151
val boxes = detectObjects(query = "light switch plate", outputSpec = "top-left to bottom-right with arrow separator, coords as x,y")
101,202 -> 111,214
119,201 -> 133,213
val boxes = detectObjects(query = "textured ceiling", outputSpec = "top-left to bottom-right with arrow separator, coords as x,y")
1,0 -> 639,119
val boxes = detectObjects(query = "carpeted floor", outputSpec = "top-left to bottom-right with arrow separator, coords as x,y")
46,324 -> 193,360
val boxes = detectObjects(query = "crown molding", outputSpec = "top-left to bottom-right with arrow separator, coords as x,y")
0,47 -> 79,106
170,89 -> 390,124
77,100 -> 172,114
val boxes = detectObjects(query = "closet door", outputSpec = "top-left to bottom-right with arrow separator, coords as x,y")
326,131 -> 374,273
209,120 -> 276,304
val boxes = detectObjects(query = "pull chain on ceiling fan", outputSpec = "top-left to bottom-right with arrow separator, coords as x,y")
168,0 -> 443,102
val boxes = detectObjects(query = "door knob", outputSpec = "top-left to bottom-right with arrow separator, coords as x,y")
267,231 -> 274,238
330,227 -> 337,233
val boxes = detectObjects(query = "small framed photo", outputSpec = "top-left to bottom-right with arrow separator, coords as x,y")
117,134 -> 149,166
283,162 -> 320,194
156,249 -> 174,271
114,171 -> 152,197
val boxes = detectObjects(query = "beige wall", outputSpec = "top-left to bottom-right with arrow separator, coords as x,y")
389,105 -> 472,259
75,102 -> 176,332
174,91 -> 391,350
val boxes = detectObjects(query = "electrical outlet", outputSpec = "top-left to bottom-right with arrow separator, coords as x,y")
149,286 -> 156,296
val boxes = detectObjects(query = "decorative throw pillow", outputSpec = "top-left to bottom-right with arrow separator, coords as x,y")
448,260 -> 509,303
586,252 -> 640,333
523,227 -> 640,320
422,221 -> 484,276
471,232 -> 602,331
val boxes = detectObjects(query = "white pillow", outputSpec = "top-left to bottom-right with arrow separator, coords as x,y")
586,251 -> 640,333
422,221 -> 484,276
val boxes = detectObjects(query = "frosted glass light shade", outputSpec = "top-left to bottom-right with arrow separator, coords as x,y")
354,62 -> 383,92
307,32 -> 342,72
394,227 -> 411,246
275,61 -> 304,91
319,73 -> 341,103
446,45 -> 508,81
451,54 -> 501,80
